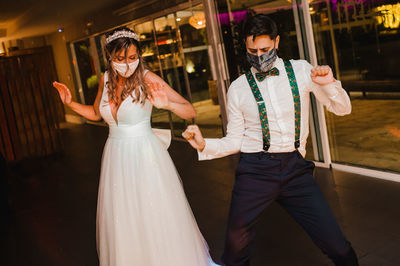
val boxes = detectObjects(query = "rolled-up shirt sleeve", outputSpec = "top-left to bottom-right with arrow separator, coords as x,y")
198,84 -> 244,160
303,62 -> 352,116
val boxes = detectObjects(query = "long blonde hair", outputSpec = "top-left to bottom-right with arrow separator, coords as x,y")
104,27 -> 149,105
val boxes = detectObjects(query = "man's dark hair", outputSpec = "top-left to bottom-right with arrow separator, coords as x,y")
243,14 -> 278,41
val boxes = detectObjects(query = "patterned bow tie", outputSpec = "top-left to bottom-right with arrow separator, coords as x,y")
255,67 -> 280,82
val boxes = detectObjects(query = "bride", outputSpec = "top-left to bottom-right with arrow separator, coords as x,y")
53,26 -> 218,266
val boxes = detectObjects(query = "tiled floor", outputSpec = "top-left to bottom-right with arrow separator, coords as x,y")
1,123 -> 400,265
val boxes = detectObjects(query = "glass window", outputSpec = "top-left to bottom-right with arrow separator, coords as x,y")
177,4 -> 224,138
134,21 -> 174,131
216,0 -> 300,81
72,39 -> 98,105
95,35 -> 107,73
310,0 -> 400,172
153,15 -> 189,137
70,4 -> 225,139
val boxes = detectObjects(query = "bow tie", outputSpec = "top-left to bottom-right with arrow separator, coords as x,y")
255,67 -> 280,82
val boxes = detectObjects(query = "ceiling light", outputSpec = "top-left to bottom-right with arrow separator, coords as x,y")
189,12 -> 206,29
375,3 -> 400,29
186,60 -> 195,73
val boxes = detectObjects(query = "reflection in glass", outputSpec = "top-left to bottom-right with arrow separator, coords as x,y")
216,0 -> 300,81
71,4 -> 225,139
95,35 -> 106,73
177,4 -> 223,138
134,21 -> 173,131
153,15 -> 189,137
73,39 -> 98,105
310,0 -> 400,172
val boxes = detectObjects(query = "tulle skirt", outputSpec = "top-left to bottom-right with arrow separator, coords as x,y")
96,127 -> 217,266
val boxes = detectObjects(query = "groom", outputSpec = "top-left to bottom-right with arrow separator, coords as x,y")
183,14 -> 358,266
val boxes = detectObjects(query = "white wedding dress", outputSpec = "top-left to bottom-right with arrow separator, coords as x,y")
97,72 -> 217,266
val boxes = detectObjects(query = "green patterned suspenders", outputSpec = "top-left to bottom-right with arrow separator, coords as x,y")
245,60 -> 301,151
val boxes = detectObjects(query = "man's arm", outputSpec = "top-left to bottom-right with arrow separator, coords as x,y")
183,84 -> 245,160
303,62 -> 351,116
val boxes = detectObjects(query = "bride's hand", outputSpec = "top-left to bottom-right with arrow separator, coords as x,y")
53,81 -> 72,105
147,82 -> 170,109
182,125 -> 205,151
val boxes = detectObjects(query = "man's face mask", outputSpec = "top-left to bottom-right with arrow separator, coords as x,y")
246,47 -> 277,73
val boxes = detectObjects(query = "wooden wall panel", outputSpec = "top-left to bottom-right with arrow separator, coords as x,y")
0,46 -> 64,162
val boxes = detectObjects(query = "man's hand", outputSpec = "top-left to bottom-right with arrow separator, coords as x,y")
311,65 -> 335,85
182,125 -> 206,151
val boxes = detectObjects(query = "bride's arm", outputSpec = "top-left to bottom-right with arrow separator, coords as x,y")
53,75 -> 104,121
144,71 -> 196,120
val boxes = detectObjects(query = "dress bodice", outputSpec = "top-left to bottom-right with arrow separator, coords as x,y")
99,72 -> 152,127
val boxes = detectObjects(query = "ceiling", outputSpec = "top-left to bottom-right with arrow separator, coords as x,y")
0,0 -> 135,42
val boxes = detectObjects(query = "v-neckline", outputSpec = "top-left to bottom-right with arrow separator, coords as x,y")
109,95 -> 130,126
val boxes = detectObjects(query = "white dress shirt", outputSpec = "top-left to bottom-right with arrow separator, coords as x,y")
198,57 -> 351,160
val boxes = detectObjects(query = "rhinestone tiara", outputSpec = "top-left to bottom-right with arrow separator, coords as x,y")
105,30 -> 140,44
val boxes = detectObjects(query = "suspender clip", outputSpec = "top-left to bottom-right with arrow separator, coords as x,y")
294,140 -> 300,149
263,143 -> 270,151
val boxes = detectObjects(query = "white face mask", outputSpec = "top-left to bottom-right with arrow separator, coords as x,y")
112,58 -> 139,78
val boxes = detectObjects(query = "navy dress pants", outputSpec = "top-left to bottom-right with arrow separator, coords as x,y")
221,151 -> 358,266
